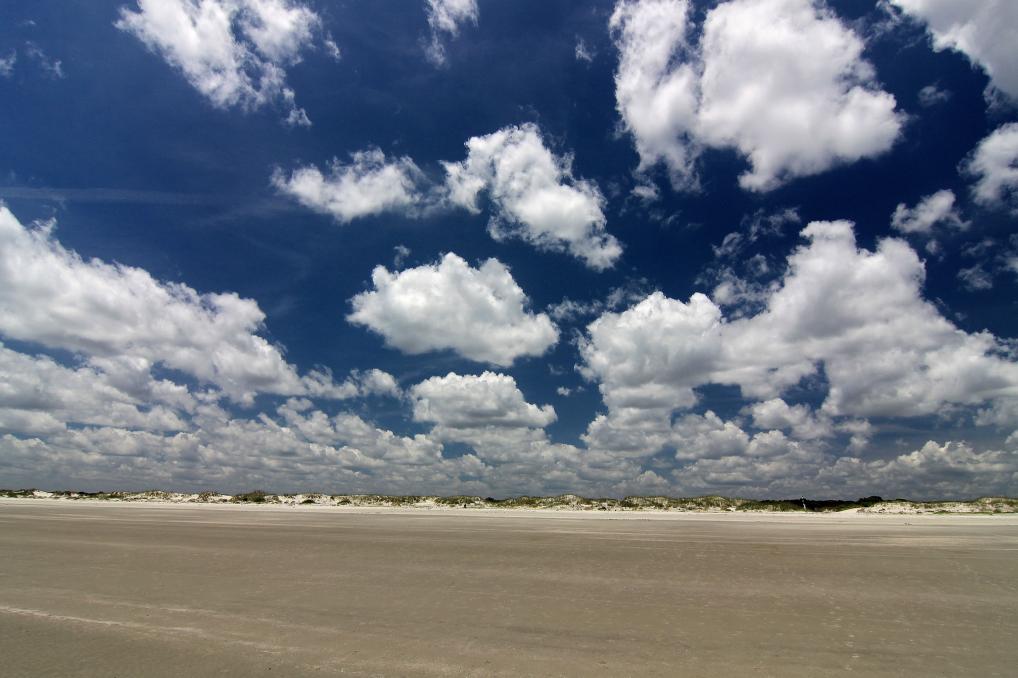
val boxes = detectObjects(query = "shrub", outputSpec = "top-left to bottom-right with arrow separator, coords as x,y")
233,490 -> 268,503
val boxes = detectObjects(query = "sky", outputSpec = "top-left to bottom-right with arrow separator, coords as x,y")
1,0 -> 1017,499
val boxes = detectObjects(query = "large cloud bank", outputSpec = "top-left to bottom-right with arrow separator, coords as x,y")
581,221 -> 1018,437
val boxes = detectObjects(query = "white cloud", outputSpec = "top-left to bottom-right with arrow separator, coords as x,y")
24,42 -> 64,78
0,51 -> 16,77
630,183 -> 659,202
0,343 -> 191,435
0,398 -> 471,494
273,149 -> 426,223
610,0 -> 903,191
666,417 -> 1018,499
0,206 -> 376,404
116,0 -> 321,123
824,439 -> 1018,499
392,244 -> 411,268
410,372 -> 556,430
713,207 -> 800,258
423,0 -> 478,65
672,411 -> 751,460
890,189 -> 968,234
889,0 -> 1018,101
323,36 -> 341,61
709,269 -> 774,310
302,368 -> 402,400
957,264 -> 993,291
579,291 -> 722,415
348,253 -> 558,366
965,123 -> 1018,214
277,125 -> 621,269
578,220 -> 1018,457
697,0 -> 902,191
746,398 -> 833,440
547,281 -> 651,323
918,83 -> 951,107
575,38 -> 595,63
408,372 -> 590,470
610,0 -> 701,189
443,124 -> 622,270
719,221 -> 1018,417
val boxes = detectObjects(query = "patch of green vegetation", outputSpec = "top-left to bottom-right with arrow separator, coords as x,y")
435,495 -> 484,507
0,489 -> 36,498
233,490 -> 268,503
67,491 -> 127,501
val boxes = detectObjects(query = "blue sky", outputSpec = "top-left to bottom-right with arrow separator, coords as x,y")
1,0 -> 1017,498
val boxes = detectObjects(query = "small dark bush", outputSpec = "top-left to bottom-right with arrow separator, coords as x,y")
233,490 -> 268,503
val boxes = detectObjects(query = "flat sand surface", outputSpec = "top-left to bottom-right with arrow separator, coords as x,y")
1,500 -> 1016,676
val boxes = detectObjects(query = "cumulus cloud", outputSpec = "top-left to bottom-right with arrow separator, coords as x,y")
302,368 -> 402,400
720,222 -> 1018,416
890,189 -> 968,234
348,253 -> 558,366
0,206 -> 384,404
0,400 -> 462,495
965,123 -> 1018,214
0,207 -> 305,402
2,342 -> 1014,498
746,398 -> 833,440
423,0 -> 478,65
610,0 -> 700,189
578,219 -> 1018,458
579,291 -> 722,415
0,343 -> 191,435
116,0 -> 322,123
610,0 -> 903,191
273,149 -> 426,223
407,372 -> 592,471
411,372 -> 556,430
443,124 -> 622,270
664,421 -> 1018,499
276,125 -> 620,270
889,0 -> 1018,101
824,439 -> 1018,499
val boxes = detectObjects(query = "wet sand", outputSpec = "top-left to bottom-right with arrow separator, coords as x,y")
1,500 -> 1016,676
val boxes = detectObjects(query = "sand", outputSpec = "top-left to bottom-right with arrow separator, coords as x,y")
1,499 -> 1016,676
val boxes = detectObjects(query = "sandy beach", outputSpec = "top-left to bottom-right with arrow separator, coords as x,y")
1,499 -> 1016,676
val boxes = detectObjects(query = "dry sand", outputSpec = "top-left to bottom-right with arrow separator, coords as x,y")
1,499 -> 1016,676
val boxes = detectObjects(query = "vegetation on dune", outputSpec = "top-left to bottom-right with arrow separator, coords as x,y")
232,490 -> 268,503
3,488 -> 1016,513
